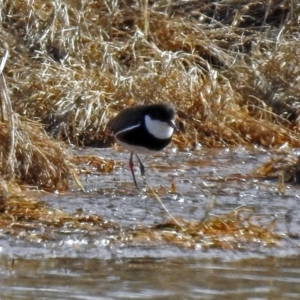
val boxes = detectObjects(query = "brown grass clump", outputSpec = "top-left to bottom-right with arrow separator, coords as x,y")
0,183 -> 113,241
256,153 -> 300,193
0,47 -> 73,192
71,155 -> 117,174
0,117 -> 73,191
115,206 -> 282,250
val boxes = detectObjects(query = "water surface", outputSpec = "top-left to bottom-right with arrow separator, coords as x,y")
1,147 -> 300,299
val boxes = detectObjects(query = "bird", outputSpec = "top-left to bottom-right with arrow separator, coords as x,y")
107,103 -> 177,188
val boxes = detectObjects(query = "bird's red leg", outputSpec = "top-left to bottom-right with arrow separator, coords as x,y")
129,152 -> 138,188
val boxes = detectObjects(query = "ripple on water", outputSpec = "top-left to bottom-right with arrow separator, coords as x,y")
1,147 -> 300,299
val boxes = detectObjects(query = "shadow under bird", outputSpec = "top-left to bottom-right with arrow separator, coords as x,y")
107,103 -> 177,188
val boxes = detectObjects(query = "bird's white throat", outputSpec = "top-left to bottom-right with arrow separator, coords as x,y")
145,115 -> 174,139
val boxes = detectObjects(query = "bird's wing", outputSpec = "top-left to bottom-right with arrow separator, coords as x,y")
107,106 -> 145,134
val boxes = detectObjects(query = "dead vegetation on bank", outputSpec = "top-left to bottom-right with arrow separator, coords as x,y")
0,196 -> 284,250
1,0 -> 300,148
1,0 -> 300,249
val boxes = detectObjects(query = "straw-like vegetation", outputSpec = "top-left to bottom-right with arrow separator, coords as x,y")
0,195 -> 283,250
124,206 -> 282,250
1,0 -> 300,148
1,0 -> 300,249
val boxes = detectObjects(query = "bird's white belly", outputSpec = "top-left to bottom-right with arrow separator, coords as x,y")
116,140 -> 158,154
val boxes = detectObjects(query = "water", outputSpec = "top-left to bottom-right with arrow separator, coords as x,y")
1,147 -> 300,299
1,256 -> 300,299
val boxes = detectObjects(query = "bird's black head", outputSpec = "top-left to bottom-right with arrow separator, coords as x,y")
146,103 -> 175,123
143,103 -> 177,140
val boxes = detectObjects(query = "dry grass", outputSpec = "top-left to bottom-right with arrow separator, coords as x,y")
0,49 -> 73,193
0,193 -> 283,250
0,118 -> 73,191
0,181 -> 113,242
1,0 -> 300,148
123,206 -> 282,250
1,0 -> 300,248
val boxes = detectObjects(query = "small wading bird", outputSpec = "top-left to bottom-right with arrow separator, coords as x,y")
107,103 -> 177,188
